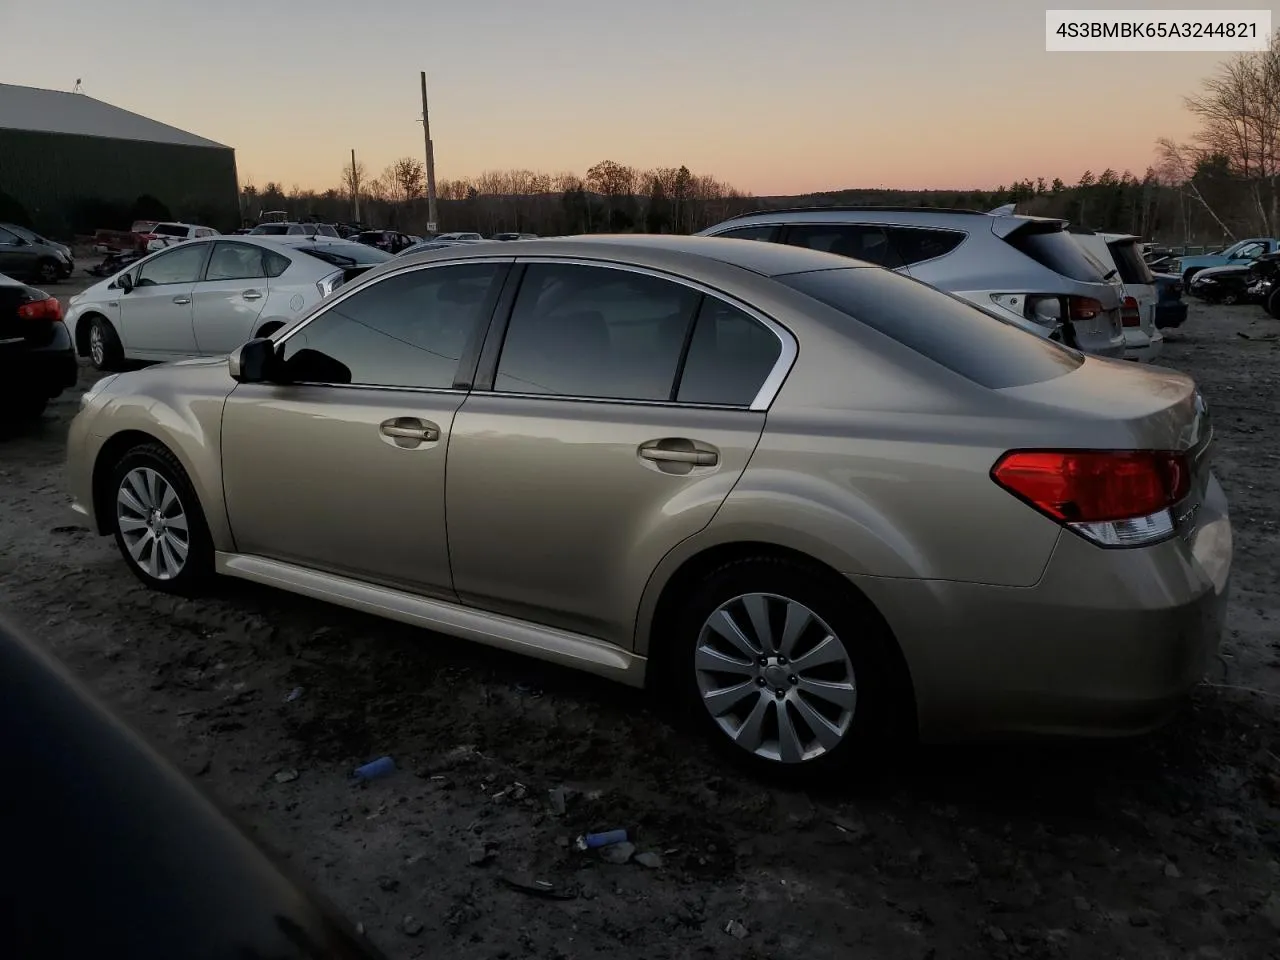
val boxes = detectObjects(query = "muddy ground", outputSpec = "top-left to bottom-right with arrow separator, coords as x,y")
2,286 -> 1279,960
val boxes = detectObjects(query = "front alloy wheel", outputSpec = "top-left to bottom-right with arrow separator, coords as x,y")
116,467 -> 190,581
695,593 -> 857,764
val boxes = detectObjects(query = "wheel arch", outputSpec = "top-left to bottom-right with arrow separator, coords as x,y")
253,316 -> 289,339
640,538 -> 918,737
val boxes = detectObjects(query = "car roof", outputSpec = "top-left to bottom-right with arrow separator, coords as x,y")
393,233 -> 877,278
708,205 -> 1065,230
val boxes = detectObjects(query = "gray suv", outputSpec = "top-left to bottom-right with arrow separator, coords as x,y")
699,206 -> 1126,358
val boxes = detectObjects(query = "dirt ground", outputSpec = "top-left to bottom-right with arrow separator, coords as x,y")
2,285 -> 1279,960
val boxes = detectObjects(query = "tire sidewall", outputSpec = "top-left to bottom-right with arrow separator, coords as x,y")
109,445 -> 213,594
668,558 -> 899,779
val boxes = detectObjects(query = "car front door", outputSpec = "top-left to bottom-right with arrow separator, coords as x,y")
192,241 -> 271,355
220,258 -> 512,598
118,243 -> 209,357
445,260 -> 789,647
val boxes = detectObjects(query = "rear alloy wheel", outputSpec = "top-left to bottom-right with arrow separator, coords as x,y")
110,444 -> 213,594
673,557 -> 902,778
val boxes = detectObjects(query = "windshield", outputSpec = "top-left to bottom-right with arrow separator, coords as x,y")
777,267 -> 1083,389
296,243 -> 393,267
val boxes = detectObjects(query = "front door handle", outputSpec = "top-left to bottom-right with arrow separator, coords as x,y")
639,447 -> 718,466
172,296 -> 191,305
242,290 -> 263,301
379,417 -> 440,448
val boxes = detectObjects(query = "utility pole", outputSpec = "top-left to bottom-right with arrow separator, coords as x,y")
419,71 -> 439,233
350,148 -> 361,223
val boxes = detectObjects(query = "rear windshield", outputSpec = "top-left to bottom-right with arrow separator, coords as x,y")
296,243 -> 393,267
154,224 -> 188,237
1006,226 -> 1109,282
1106,239 -> 1155,284
251,224 -> 291,235
777,267 -> 1083,389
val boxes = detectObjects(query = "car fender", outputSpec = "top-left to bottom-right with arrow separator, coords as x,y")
88,360 -> 235,549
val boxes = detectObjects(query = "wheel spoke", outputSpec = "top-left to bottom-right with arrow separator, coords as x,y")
742,594 -> 775,655
126,471 -> 151,510
117,516 -> 148,534
707,609 -> 762,660
118,485 -> 147,517
774,700 -> 804,763
702,679 -> 758,717
157,536 -> 181,578
797,677 -> 857,710
124,530 -> 151,561
145,537 -> 160,578
159,481 -> 178,515
790,635 -> 846,674
733,694 -> 771,751
165,512 -> 188,534
144,469 -> 161,509
163,531 -> 189,563
695,645 -> 755,676
791,691 -> 847,750
779,601 -> 812,658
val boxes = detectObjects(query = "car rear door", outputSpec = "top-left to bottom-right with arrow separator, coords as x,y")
220,258 -> 512,599
191,241 -> 271,355
444,259 -> 791,648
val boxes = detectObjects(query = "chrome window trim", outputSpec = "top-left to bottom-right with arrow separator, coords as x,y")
491,256 -> 798,413
269,256 -> 515,391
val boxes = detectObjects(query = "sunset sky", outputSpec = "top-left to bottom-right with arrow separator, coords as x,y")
2,0 -> 1251,195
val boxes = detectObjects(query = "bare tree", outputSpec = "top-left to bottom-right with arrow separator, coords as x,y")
385,157 -> 426,205
341,159 -> 366,201
1156,138 -> 1236,241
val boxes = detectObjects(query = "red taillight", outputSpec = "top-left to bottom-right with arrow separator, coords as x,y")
992,450 -> 1190,524
16,294 -> 64,322
1121,296 -> 1141,328
1066,296 -> 1104,321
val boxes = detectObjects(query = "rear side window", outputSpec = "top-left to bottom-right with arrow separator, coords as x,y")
777,267 -> 1082,389
1106,240 -> 1154,285
887,227 -> 965,266
714,225 -> 779,243
264,251 -> 291,277
782,224 -> 904,269
677,299 -> 782,405
1005,226 -> 1108,282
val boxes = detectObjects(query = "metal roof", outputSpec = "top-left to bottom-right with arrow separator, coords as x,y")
0,83 -> 228,149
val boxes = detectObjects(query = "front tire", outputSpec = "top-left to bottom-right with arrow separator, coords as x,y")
1221,291 -> 1240,305
109,443 -> 213,595
36,259 -> 60,284
669,556 -> 906,779
86,316 -> 124,371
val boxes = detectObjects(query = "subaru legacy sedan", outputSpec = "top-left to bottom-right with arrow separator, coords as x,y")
66,236 -> 1231,777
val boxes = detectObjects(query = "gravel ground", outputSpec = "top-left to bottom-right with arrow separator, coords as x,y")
2,286 -> 1279,960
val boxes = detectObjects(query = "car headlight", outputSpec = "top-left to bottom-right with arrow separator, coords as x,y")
79,373 -> 121,411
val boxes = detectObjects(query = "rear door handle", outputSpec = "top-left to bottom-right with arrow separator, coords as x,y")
242,290 -> 262,301
172,296 -> 191,305
639,448 -> 718,466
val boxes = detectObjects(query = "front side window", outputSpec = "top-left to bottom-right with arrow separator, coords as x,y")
713,224 -> 779,243
136,244 -> 208,286
676,298 -> 782,406
1234,242 -> 1266,260
783,224 -> 905,269
278,263 -> 502,388
494,263 -> 701,401
0,227 -> 20,245
206,242 -> 267,281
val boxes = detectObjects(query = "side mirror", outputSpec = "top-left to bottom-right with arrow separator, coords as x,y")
118,273 -> 134,293
229,337 -> 279,383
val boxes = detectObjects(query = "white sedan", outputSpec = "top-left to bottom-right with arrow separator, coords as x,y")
66,236 -> 392,371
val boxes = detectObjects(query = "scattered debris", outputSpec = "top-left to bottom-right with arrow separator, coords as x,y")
469,843 -> 495,866
400,914 -> 423,937
500,875 -> 578,900
376,875 -> 400,892
353,756 -> 396,781
1164,862 -> 1182,879
284,686 -> 304,702
829,815 -> 868,839
274,768 -> 299,784
577,829 -> 628,850
514,682 -> 544,698
548,786 -> 568,816
987,925 -> 1008,943
634,851 -> 663,869
724,919 -> 749,939
600,841 -> 636,865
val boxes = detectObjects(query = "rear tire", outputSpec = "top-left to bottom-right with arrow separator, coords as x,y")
108,443 -> 214,595
36,259 -> 60,284
666,556 -> 907,781
1267,287 -> 1280,320
86,316 -> 124,371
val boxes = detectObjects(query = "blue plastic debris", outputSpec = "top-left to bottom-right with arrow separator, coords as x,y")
578,829 -> 628,850
353,756 -> 396,781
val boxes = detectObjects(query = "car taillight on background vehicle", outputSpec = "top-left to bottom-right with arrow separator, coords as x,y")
1066,296 -> 1104,322
991,449 -> 1192,547
1120,296 -> 1142,328
16,293 -> 64,321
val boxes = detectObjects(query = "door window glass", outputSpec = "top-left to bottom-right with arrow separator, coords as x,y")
278,263 -> 502,388
136,244 -> 207,286
676,299 -> 782,406
783,224 -> 904,268
494,263 -> 701,401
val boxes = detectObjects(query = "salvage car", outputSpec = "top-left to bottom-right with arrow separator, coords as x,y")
66,236 -> 1232,776
67,236 -> 392,370
0,272 -> 77,422
1187,263 -> 1257,304
1070,230 -> 1163,361
1173,237 -> 1280,284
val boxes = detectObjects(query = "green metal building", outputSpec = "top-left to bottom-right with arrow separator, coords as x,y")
0,83 -> 239,238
